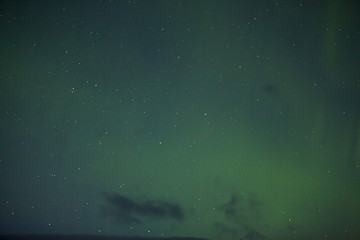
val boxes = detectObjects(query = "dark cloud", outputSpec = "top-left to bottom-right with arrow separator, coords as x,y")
220,194 -> 239,221
219,193 -> 263,224
102,192 -> 184,225
239,229 -> 268,240
215,193 -> 266,239
213,221 -> 239,239
213,221 -> 268,240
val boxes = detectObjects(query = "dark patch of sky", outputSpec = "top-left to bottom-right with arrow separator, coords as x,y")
1,1 -> 360,240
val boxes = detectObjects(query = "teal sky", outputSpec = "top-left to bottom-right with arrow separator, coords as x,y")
1,1 -> 360,240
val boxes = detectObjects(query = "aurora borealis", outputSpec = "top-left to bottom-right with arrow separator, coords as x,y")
1,1 -> 360,239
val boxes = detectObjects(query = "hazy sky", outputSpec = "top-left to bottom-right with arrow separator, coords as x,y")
1,1 -> 360,240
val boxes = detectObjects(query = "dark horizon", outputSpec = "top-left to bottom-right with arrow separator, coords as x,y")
0,234 -> 209,240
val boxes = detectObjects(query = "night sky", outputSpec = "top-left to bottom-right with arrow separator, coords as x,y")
1,1 -> 360,240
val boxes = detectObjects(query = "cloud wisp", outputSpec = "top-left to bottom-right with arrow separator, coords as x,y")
102,192 -> 184,225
